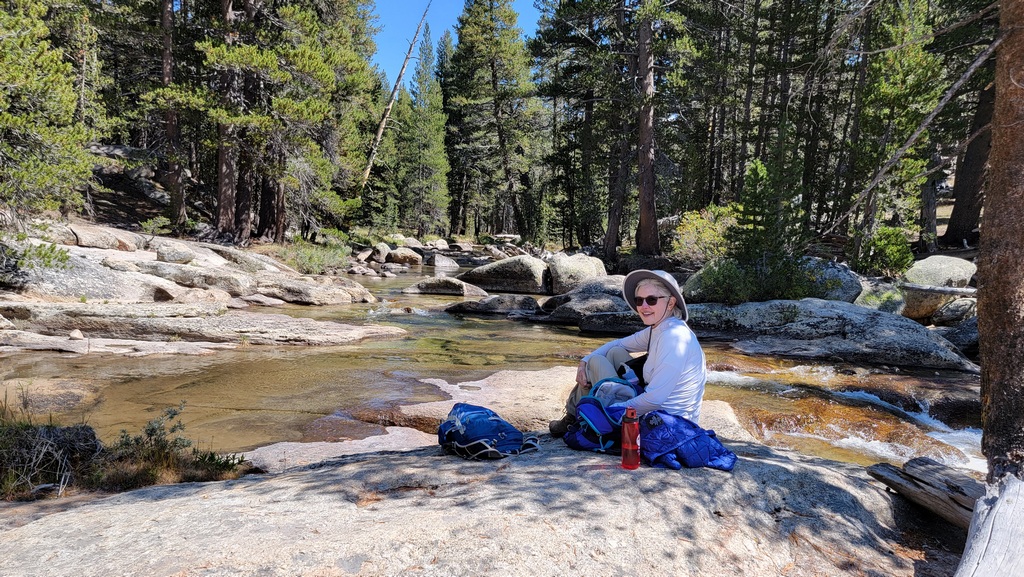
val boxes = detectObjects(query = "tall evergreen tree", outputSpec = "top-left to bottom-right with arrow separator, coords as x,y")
0,0 -> 95,219
849,0 -> 942,259
448,0 -> 537,240
397,25 -> 449,237
196,0 -> 378,242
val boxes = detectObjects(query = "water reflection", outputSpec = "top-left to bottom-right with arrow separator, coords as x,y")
0,269 -> 983,471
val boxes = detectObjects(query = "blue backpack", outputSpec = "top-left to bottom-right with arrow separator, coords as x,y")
438,403 -> 540,460
563,377 -> 641,454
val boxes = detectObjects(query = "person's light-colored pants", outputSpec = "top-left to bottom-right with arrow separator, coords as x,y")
564,346 -> 634,415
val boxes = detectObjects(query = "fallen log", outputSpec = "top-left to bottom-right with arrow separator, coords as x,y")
866,457 -> 984,529
954,474 -> 1024,576
897,282 -> 977,297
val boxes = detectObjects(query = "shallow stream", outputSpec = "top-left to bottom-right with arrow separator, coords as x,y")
0,268 -> 984,472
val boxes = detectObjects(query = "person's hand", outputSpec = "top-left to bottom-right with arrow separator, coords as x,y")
576,360 -> 589,390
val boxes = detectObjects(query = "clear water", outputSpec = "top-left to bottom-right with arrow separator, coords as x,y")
0,267 -> 984,472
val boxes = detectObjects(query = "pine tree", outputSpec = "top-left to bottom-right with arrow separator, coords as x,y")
436,29 -> 467,236
397,25 -> 449,238
530,0 -> 614,250
194,0 -> 379,242
851,0 -> 943,260
0,0 -> 95,218
448,0 -> 537,240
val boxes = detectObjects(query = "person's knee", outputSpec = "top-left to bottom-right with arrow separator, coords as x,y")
606,347 -> 633,370
586,355 -> 618,385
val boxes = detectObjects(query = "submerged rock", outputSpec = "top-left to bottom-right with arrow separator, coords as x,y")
445,294 -> 540,315
0,302 -> 405,347
402,277 -> 487,297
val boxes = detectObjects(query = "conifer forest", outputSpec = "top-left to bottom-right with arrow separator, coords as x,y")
0,0 -> 1001,268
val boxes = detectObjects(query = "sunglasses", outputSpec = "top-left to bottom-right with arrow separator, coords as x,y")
634,295 -> 668,307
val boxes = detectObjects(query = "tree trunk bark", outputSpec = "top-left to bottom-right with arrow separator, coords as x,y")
161,0 -> 185,230
977,0 -> 1024,482
737,0 -> 763,203
216,0 -> 236,237
839,13 -> 871,233
956,13 -> 1024,572
235,134 -> 254,243
256,174 -> 272,240
580,88 -> 595,245
602,0 -> 633,262
941,78 -> 994,248
635,9 -> 658,255
918,150 -> 941,253
490,59 -> 524,236
604,122 -> 631,262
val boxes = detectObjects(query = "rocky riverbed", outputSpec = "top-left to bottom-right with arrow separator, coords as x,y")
0,221 -> 976,576
0,367 -> 965,577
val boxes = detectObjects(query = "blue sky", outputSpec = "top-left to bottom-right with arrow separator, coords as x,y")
370,0 -> 541,87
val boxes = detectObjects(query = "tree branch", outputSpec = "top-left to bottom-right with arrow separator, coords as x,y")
822,35 -> 1003,237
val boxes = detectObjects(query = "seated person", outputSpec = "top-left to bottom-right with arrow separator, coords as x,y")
550,269 -> 707,437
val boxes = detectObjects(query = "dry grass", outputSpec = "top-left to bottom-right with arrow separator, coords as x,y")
2,400 -> 249,500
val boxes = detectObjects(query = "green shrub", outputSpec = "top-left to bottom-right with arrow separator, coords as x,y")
0,238 -> 70,288
320,227 -> 350,247
671,203 -> 740,268
2,398 -> 245,499
691,258 -> 758,305
690,159 -> 816,304
851,226 -> 914,278
694,256 -> 820,305
346,227 -> 380,248
139,216 -> 171,239
261,240 -> 351,275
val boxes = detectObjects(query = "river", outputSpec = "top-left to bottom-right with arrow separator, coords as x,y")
0,268 -> 984,472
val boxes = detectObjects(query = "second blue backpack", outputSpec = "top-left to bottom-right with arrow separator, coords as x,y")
562,377 -> 640,453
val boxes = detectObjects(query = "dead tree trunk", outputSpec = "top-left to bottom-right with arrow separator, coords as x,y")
360,1 -> 430,190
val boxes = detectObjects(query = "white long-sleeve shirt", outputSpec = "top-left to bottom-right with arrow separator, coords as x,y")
585,316 -> 706,422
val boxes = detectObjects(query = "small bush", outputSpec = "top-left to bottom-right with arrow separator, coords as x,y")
319,227 -> 350,247
694,256 -> 820,304
0,238 -> 70,287
261,241 -> 351,275
671,204 -> 739,268
851,226 -> 914,278
1,397 -> 101,499
691,259 -> 758,305
2,399 -> 245,499
139,216 -> 171,238
346,227 -> 379,248
89,402 -> 244,492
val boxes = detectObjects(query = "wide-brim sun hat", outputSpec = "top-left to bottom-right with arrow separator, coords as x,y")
622,269 -> 688,322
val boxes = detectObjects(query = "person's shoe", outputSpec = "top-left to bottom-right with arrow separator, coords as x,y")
548,414 -> 575,438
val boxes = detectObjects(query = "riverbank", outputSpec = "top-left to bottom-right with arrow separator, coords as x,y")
0,367 -> 965,577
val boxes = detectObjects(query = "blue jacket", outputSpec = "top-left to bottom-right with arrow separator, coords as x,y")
639,410 -> 737,471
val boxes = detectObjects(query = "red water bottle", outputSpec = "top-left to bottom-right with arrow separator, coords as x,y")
621,407 -> 640,470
